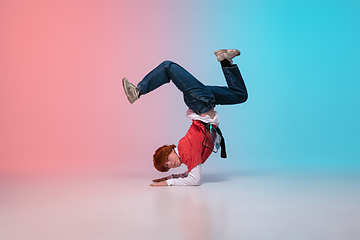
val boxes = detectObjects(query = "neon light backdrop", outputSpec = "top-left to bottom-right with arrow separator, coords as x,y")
1,0 -> 359,177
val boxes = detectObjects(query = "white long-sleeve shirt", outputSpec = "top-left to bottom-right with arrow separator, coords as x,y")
166,164 -> 201,186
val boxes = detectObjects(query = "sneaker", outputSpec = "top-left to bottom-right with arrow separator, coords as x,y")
214,49 -> 227,62
214,49 -> 240,62
122,78 -> 139,104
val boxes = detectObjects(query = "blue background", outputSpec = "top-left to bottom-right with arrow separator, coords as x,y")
161,0 -> 360,174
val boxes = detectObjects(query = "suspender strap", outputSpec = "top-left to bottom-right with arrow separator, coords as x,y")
216,126 -> 227,158
202,122 -> 227,159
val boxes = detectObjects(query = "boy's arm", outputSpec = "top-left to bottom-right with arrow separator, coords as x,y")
152,172 -> 189,183
150,165 -> 201,187
166,164 -> 201,186
150,172 -> 188,187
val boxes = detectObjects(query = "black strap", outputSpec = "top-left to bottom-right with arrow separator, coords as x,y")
202,122 -> 227,158
216,126 -> 227,158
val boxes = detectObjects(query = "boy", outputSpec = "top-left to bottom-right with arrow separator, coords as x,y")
122,49 -> 248,186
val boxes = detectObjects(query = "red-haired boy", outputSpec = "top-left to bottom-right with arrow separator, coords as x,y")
122,49 -> 248,186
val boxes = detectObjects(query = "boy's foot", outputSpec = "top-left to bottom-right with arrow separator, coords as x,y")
214,49 -> 241,62
214,49 -> 227,61
122,78 -> 140,104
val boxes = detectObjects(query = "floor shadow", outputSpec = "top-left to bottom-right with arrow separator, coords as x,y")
201,170 -> 259,184
201,173 -> 229,183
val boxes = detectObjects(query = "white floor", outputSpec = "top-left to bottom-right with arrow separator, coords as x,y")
1,171 -> 359,240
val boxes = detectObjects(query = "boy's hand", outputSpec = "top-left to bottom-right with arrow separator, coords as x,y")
150,181 -> 168,187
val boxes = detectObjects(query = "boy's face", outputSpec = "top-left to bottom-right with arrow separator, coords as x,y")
165,149 -> 182,169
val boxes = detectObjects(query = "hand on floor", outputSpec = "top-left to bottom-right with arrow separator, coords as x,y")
150,181 -> 168,187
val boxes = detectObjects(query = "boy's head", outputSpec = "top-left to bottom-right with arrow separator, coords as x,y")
153,144 -> 182,172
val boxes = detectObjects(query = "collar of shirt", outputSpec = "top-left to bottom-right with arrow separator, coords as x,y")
174,147 -> 179,156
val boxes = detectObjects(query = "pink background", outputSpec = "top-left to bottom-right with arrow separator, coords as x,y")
0,0 -> 198,177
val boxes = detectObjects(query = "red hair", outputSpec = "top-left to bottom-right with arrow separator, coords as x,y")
153,144 -> 176,172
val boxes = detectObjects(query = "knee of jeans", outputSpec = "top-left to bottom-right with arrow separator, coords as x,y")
243,92 -> 248,102
237,91 -> 248,103
161,60 -> 174,68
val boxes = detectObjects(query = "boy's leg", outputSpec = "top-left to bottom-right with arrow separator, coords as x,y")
137,60 -> 203,94
207,50 -> 248,105
206,64 -> 248,105
126,60 -> 215,114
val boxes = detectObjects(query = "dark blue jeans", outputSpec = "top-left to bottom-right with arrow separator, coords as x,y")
137,61 -> 248,114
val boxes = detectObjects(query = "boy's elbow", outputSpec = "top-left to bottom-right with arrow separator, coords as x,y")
193,176 -> 201,186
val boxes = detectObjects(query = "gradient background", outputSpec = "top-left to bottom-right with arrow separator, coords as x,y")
1,0 -> 360,179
